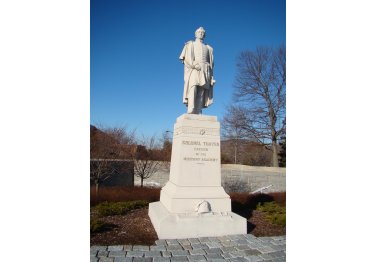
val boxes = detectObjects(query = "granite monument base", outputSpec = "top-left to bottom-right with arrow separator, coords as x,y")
149,114 -> 247,239
149,201 -> 246,239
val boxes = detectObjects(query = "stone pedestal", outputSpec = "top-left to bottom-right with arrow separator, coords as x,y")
149,114 -> 246,239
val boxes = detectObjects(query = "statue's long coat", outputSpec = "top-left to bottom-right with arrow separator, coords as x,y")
179,41 -> 214,107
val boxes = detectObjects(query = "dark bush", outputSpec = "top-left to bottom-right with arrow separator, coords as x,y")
268,192 -> 286,206
90,219 -> 117,233
90,186 -> 160,206
94,200 -> 149,217
245,193 -> 275,209
230,192 -> 285,220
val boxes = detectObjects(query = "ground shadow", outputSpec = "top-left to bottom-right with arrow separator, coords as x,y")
247,221 -> 256,233
232,193 -> 274,215
91,222 -> 119,234
231,193 -> 275,233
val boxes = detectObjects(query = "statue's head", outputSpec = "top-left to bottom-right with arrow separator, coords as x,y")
195,27 -> 206,40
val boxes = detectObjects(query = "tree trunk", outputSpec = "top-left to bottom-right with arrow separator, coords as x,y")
141,177 -> 144,188
95,183 -> 99,199
234,140 -> 237,164
271,139 -> 279,167
269,107 -> 279,167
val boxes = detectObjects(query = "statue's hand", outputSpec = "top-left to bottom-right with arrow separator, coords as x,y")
194,64 -> 201,71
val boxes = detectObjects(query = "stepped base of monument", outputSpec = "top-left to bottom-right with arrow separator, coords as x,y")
148,201 -> 247,239
159,181 -> 232,213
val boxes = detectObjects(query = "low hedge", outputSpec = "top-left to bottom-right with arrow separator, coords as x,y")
93,200 -> 149,217
256,201 -> 286,226
90,219 -> 117,233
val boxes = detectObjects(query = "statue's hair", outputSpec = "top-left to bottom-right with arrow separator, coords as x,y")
195,27 -> 206,36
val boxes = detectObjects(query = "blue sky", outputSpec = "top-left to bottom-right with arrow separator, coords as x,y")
91,0 -> 286,138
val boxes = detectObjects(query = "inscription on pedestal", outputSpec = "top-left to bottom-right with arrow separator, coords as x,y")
181,140 -> 219,162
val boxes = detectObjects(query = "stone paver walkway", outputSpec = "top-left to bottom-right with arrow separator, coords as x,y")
90,234 -> 286,262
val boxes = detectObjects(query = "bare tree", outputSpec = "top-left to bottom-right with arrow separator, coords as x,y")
221,139 -> 272,166
223,46 -> 286,167
90,159 -> 118,198
100,126 -> 137,159
222,121 -> 247,164
90,125 -> 137,196
278,120 -> 286,167
159,130 -> 172,162
90,125 -> 137,159
133,136 -> 161,187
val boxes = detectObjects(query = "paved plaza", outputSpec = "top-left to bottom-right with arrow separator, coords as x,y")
90,234 -> 286,262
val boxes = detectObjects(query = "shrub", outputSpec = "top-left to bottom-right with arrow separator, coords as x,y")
90,219 -> 117,233
230,193 -> 271,218
256,201 -> 286,226
268,192 -> 286,207
266,213 -> 286,226
90,186 -> 160,206
94,200 -> 149,217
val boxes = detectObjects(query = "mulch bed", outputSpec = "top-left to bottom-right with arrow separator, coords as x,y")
91,208 -> 158,246
90,207 -> 285,246
248,210 -> 286,237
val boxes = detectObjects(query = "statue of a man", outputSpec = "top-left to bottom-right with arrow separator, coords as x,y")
179,27 -> 215,114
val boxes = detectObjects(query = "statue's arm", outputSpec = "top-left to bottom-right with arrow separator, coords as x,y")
179,43 -> 187,63
180,42 -> 196,69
